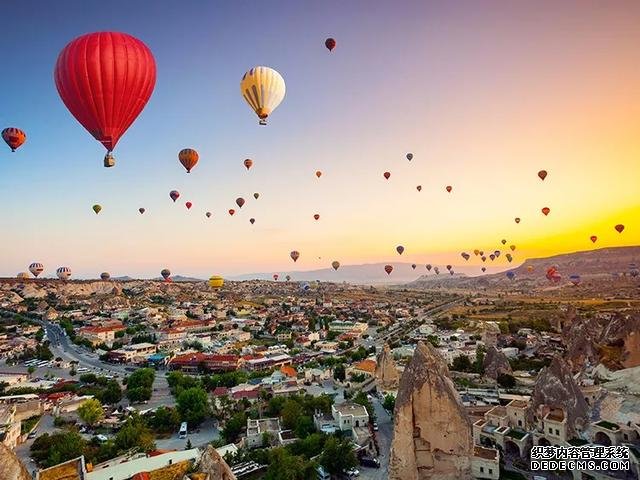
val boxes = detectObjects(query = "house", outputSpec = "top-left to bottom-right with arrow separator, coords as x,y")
107,343 -> 157,363
246,418 -> 283,448
471,445 -> 500,480
332,402 -> 369,430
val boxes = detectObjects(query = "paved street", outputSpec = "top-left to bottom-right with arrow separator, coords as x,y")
360,396 -> 393,480
155,419 -> 220,451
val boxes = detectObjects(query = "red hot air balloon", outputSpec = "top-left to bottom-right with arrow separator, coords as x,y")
54,32 -> 156,167
325,38 -> 336,51
170,190 -> 180,202
384,265 -> 393,275
185,201 -> 192,210
290,251 -> 300,262
538,170 -> 548,181
2,128 -> 26,152
446,265 -> 452,271
315,170 -> 322,178
236,197 -> 245,208
178,148 -> 199,173
396,245 -> 404,255
273,274 -> 279,281
515,217 -> 521,224
244,158 -> 253,170
590,235 -> 597,243
416,185 -> 422,192
383,171 -> 391,180
446,185 -> 452,193
313,214 -> 320,220
615,224 -> 625,233
228,209 -> 235,216
481,267 -> 486,272
541,207 -> 550,216
249,218 -> 255,224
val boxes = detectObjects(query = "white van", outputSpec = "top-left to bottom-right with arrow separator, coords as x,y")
179,422 -> 188,439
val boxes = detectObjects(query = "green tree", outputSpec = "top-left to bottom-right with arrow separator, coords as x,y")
222,412 -> 247,444
265,448 -> 313,480
383,393 -> 396,412
333,364 -> 345,382
320,437 -> 357,475
126,368 -> 155,402
281,399 -> 303,430
176,387 -> 211,427
148,406 -> 181,434
78,398 -> 104,427
30,431 -> 86,468
451,354 -> 472,372
114,415 -> 155,453
99,380 -> 122,405
497,373 -> 516,388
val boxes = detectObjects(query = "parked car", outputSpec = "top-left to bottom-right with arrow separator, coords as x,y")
359,457 -> 380,468
372,422 -> 378,431
344,467 -> 360,478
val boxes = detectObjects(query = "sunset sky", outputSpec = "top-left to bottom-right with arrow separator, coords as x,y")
0,0 -> 638,278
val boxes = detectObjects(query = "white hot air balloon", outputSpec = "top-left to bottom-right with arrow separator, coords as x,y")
29,262 -> 44,277
240,66 -> 286,125
17,272 -> 30,280
56,266 -> 72,280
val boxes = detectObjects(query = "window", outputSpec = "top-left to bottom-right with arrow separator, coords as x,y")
555,429 -> 559,436
489,469 -> 493,474
548,427 -> 552,434
480,467 -> 484,473
518,420 -> 522,426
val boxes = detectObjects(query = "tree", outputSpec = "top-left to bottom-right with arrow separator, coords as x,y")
333,364 -> 345,382
320,437 -> 357,475
176,387 -> 210,427
99,380 -> 122,405
497,373 -> 516,388
281,399 -> 303,430
383,393 -> 396,412
30,431 -> 86,468
78,398 -> 104,427
185,439 -> 192,449
222,412 -> 247,444
451,354 -> 472,372
114,415 -> 155,453
265,448 -> 313,480
27,366 -> 35,375
126,368 -> 155,402
148,406 -> 181,434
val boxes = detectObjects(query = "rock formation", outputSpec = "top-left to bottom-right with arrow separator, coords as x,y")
482,346 -> 512,380
0,442 -> 31,480
376,343 -> 400,390
389,341 -> 473,480
198,445 -> 237,480
527,355 -> 589,438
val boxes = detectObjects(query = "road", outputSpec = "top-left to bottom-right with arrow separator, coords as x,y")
14,414 -> 55,477
360,396 -> 393,480
155,419 -> 220,451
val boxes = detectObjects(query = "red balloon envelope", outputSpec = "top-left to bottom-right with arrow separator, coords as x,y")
185,202 -> 192,210
54,32 -> 156,155
542,207 -> 550,216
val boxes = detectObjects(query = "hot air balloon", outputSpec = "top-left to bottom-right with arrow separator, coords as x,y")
494,250 -> 501,258
449,270 -> 455,276
481,256 -> 487,262
384,265 -> 393,275
383,172 -> 391,180
527,265 -> 534,273
240,66 -> 285,125
285,275 -> 291,282
250,218 -> 255,224
300,281 -> 310,292
506,254 -> 513,263
489,254 -> 495,261
479,251 -> 484,256
446,265 -> 452,271
515,217 -> 521,224
473,249 -> 480,256
243,158 -> 254,171
396,245 -> 404,255
273,274 -> 279,281
332,261 -> 340,271
290,251 -> 300,262
461,253 -> 470,261
100,272 -> 110,281
590,235 -> 597,243
629,263 -> 639,277
92,204 -> 102,214
481,267 -> 486,272
615,224 -> 625,233
416,185 -> 422,192
54,32 -> 156,167
510,245 -> 516,251
538,170 -> 547,181
208,275 -> 224,288
541,207 -> 550,216
411,264 -> 417,270
314,214 -> 320,220
235,198 -> 245,209
161,269 -> 171,281
426,264 -> 432,271
185,202 -> 192,210
170,190 -> 180,202
2,128 -> 26,152
446,185 -> 452,193
546,267 -> 560,283
406,153 -> 413,161
569,274 -> 581,286
29,263 -> 44,277
17,272 -> 30,280
178,148 -> 199,173
434,267 -> 440,274
315,171 -> 322,178
501,239 -> 507,245
205,212 -> 212,218
57,267 -> 71,280
139,208 -> 145,214
229,209 -> 235,216
506,271 -> 516,280
325,38 -> 336,51
254,193 -> 260,199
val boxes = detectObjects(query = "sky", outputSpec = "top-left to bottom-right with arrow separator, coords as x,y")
0,0 -> 639,279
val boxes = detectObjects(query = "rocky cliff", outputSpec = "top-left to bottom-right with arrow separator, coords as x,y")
197,445 -> 236,480
389,341 -> 473,480
527,355 -> 590,438
0,443 -> 31,480
376,344 -> 400,390
482,346 -> 512,380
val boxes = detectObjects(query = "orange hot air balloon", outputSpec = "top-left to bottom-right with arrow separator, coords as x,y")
332,261 -> 340,271
416,185 -> 422,192
236,197 -> 245,208
2,127 -> 26,152
541,207 -> 550,216
313,214 -> 320,220
384,265 -> 393,275
538,170 -> 547,181
383,171 -> 391,180
249,218 -> 255,224
185,201 -> 192,210
590,235 -> 597,243
290,250 -> 300,262
228,209 -> 235,216
178,148 -> 199,173
396,245 -> 404,255
515,217 -> 521,224
615,224 -> 625,233
473,249 -> 480,256
510,245 -> 516,251
243,158 -> 253,170
315,170 -> 322,178
446,185 -> 452,193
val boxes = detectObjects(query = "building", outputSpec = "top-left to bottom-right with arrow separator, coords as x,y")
244,354 -> 292,372
246,418 -> 282,448
168,353 -> 241,373
471,445 -> 500,480
473,401 -> 531,458
331,402 -> 369,430
107,343 -> 157,363
77,325 -> 124,347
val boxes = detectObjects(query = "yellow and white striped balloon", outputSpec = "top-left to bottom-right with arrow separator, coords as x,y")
240,66 -> 286,124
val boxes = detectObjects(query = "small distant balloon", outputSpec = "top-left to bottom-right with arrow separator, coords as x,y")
161,269 -> 171,281
314,214 -> 320,220
139,208 -> 145,214
515,217 -> 521,224
29,263 -> 44,277
615,224 -> 625,233
411,264 -> 416,269
506,271 -> 516,280
446,265 -> 452,271
481,267 -> 486,272
538,170 -> 547,181
396,245 -> 404,255
185,201 -> 192,210
416,185 -> 422,192
92,204 -> 102,215
541,207 -> 550,216
384,264 -> 393,275
285,275 -> 291,282
446,185 -> 452,193
273,274 -> 279,281
590,235 -> 597,243
254,193 -> 260,200
244,158 -> 253,170
315,171 -> 322,178
501,239 -> 507,245
461,252 -> 470,261
206,212 -> 212,218
481,256 -> 487,262
426,264 -> 432,271
170,190 -> 180,202
406,153 -> 413,161
228,209 -> 235,216
290,250 -> 300,262
100,272 -> 110,281
332,261 -> 340,271
325,38 -> 336,51
249,218 -> 255,224
489,254 -> 495,261
236,197 -> 245,208
384,171 -> 391,180
2,127 -> 26,152
178,148 -> 199,173
510,245 -> 516,251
